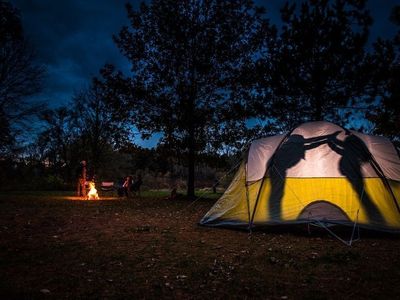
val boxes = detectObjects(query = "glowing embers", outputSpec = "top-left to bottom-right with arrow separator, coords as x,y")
87,181 -> 99,200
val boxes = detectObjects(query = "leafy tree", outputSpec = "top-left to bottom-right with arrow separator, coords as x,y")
71,83 -> 132,177
256,0 -> 372,131
33,82 -> 132,185
0,1 -> 45,155
37,106 -> 75,181
103,0 -> 269,197
367,5 -> 400,146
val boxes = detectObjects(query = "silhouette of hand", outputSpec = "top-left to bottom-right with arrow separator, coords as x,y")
329,130 -> 341,137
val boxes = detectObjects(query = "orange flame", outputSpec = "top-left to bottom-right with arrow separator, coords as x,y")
87,181 -> 99,200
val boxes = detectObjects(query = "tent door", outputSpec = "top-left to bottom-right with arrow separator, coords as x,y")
297,200 -> 350,222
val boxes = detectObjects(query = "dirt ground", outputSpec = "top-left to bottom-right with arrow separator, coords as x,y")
1,191 -> 400,299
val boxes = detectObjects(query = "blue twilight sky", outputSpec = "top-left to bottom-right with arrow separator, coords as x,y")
9,0 -> 400,146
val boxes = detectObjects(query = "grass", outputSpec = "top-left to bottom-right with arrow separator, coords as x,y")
140,189 -> 223,199
0,191 -> 399,299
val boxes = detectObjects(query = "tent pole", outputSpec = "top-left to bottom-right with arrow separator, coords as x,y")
245,163 -> 252,233
249,171 -> 267,229
330,126 -> 399,213
368,154 -> 400,214
249,129 -> 295,229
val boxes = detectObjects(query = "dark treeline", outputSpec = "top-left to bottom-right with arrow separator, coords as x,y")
0,0 -> 399,194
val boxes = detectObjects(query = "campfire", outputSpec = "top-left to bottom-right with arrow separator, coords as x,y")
87,181 -> 99,200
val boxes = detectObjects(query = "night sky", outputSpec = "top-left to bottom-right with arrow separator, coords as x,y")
10,0 -> 399,117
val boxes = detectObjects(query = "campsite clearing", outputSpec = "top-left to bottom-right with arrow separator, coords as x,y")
1,191 -> 400,299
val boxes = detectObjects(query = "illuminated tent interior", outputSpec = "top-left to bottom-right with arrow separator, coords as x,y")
200,121 -> 400,232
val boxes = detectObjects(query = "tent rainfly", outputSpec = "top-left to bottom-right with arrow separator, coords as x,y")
200,121 -> 400,232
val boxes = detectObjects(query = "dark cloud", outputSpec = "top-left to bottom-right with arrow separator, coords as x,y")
10,0 -> 399,109
11,0 -> 133,106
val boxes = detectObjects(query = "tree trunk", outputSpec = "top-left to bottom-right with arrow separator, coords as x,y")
314,102 -> 322,121
187,123 -> 195,199
313,88 -> 323,121
186,66 -> 197,199
313,70 -> 324,121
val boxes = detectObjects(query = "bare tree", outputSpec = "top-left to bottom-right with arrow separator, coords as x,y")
0,1 -> 45,155
71,83 -> 132,177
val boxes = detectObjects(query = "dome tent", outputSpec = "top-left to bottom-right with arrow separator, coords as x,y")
200,121 -> 400,232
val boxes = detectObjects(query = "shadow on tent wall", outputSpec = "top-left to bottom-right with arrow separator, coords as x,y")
266,132 -> 385,225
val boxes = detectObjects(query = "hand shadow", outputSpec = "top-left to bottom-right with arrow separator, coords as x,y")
327,132 -> 385,224
267,133 -> 335,222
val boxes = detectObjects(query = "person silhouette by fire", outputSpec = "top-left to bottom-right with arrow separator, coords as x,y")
76,160 -> 87,197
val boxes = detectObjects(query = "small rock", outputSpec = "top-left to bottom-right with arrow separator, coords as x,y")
40,289 -> 51,295
165,282 -> 173,289
269,257 -> 278,264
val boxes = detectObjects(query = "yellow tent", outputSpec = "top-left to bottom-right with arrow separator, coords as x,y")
200,121 -> 400,231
